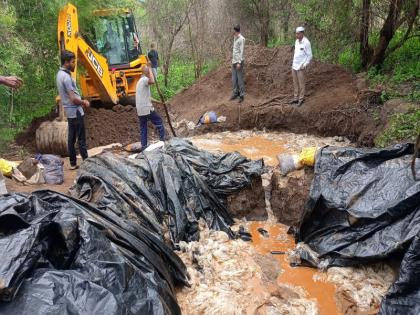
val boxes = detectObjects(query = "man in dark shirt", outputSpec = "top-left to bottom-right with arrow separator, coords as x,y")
147,43 -> 159,79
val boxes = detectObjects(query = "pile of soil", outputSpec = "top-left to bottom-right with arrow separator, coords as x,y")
15,102 -> 171,154
14,44 -> 385,155
170,45 -> 381,145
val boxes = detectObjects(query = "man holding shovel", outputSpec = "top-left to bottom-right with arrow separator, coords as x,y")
136,64 -> 165,151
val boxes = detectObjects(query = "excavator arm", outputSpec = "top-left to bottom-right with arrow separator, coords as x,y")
58,3 -> 118,104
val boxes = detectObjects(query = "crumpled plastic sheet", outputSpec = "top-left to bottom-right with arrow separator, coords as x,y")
293,144 -> 420,315
0,139 -> 265,314
0,190 -> 188,315
71,138 -> 264,243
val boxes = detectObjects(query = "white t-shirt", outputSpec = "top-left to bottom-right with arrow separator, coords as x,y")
292,37 -> 312,70
135,76 -> 153,116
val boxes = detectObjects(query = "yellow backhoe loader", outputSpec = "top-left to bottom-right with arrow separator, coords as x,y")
36,3 -> 147,155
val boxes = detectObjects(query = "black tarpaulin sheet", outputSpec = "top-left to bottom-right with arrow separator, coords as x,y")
294,144 -> 420,315
71,138 -> 264,243
0,191 -> 188,315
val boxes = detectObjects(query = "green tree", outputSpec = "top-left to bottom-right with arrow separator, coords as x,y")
144,0 -> 192,87
360,0 -> 419,69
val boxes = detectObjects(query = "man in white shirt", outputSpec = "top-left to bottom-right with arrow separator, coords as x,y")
290,26 -> 312,107
230,25 -> 245,103
136,65 -> 165,150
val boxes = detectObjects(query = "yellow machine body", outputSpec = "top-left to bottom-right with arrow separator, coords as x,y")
57,3 -> 147,105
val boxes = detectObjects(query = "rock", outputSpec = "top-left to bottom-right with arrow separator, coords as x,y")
17,158 -> 39,179
270,168 -> 314,227
227,176 -> 267,220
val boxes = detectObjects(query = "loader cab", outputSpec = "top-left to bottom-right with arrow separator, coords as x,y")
93,10 -> 142,68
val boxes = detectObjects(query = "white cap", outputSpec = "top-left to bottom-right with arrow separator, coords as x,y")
296,26 -> 305,33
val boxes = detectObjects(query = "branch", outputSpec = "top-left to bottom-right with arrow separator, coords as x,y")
386,1 -> 419,56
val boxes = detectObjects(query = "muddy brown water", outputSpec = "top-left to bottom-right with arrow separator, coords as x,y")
191,135 -> 286,166
249,222 -> 340,315
190,130 -> 350,167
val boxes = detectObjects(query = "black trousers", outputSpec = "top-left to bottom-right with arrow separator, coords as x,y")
67,111 -> 88,166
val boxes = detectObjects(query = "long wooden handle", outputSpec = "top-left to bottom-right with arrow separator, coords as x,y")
153,74 -> 177,137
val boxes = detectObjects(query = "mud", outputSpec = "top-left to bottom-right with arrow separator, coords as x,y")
170,45 -> 381,145
12,46 -> 384,159
13,102 -> 171,156
227,175 -> 267,221
270,168 -> 314,227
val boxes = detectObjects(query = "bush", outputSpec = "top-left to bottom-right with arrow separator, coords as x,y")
338,45 -> 362,73
152,57 -> 219,100
375,109 -> 420,147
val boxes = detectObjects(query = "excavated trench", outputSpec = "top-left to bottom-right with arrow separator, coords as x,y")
4,129 -> 396,315
176,130 -> 396,315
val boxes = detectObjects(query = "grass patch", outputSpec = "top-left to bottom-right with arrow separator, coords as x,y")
152,57 -> 219,101
375,108 -> 420,147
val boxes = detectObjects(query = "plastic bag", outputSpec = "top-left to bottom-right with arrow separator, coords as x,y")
72,138 -> 264,243
278,154 -> 301,175
0,191 -> 188,314
35,154 -> 64,184
278,147 -> 318,175
124,142 -> 143,152
298,147 -> 317,166
292,144 -> 420,315
199,111 -> 218,124
0,159 -> 18,177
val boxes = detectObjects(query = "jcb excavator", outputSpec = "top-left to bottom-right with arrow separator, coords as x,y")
36,3 -> 147,154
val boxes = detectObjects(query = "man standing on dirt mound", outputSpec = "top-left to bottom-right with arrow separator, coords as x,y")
56,50 -> 89,170
230,25 -> 245,103
290,26 -> 312,107
136,64 -> 165,151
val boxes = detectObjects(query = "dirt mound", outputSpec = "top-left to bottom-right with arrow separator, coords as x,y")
15,102 -> 170,154
170,45 -> 380,145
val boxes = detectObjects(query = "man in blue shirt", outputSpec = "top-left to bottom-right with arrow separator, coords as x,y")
147,43 -> 159,79
56,50 -> 90,170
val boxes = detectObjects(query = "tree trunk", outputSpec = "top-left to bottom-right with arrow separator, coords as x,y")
368,0 -> 404,67
163,37 -> 176,87
251,0 -> 270,47
360,0 -> 372,69
260,0 -> 270,46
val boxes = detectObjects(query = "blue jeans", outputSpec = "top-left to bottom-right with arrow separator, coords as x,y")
139,111 -> 165,148
67,111 -> 88,166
